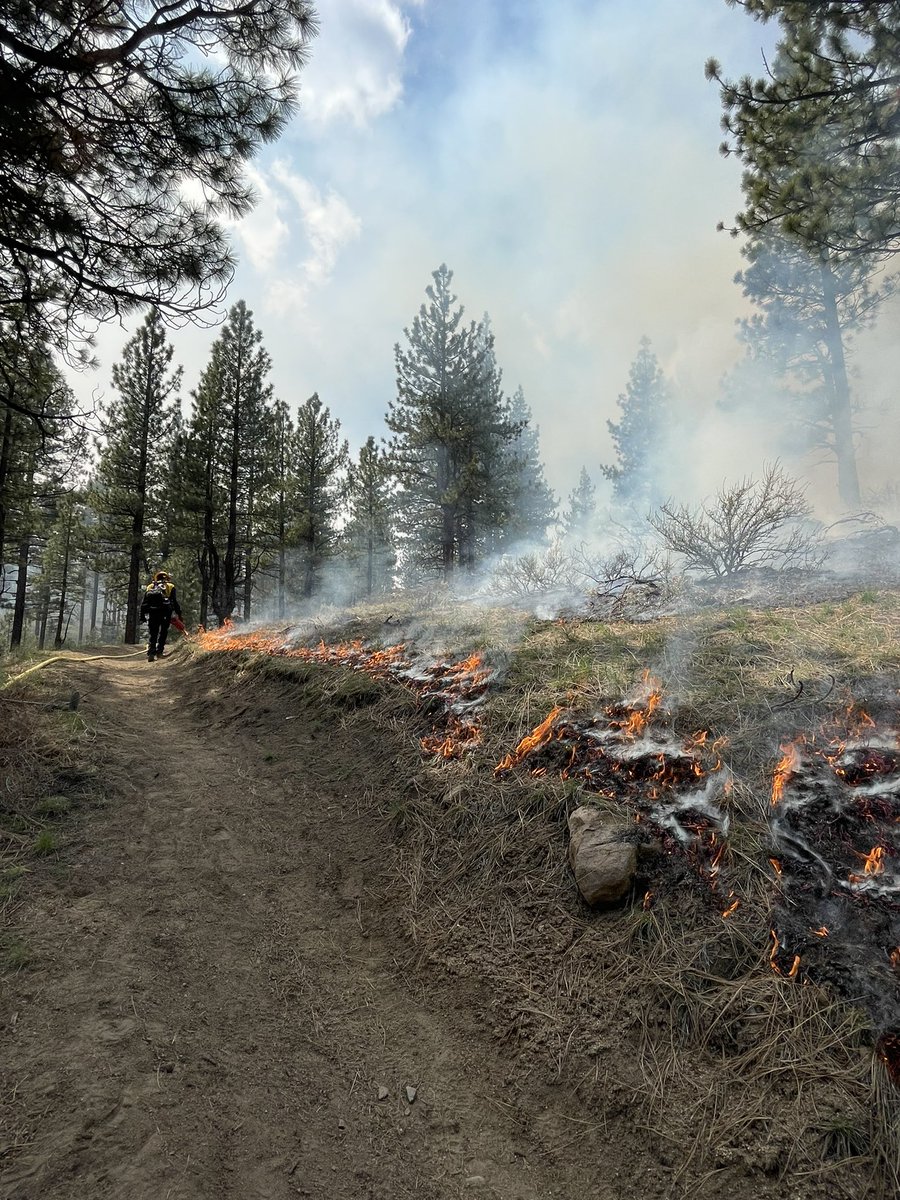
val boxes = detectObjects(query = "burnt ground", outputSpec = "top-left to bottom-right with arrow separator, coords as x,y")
1,643 -> 897,1200
0,650 -> 617,1200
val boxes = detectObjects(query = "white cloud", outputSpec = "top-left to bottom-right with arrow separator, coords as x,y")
229,165 -> 290,271
270,160 -> 364,309
299,0 -> 415,127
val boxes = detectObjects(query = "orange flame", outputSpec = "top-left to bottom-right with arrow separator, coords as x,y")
420,719 -> 479,760
495,706 -> 562,774
721,899 -> 740,919
769,857 -> 783,877
621,672 -> 664,739
863,845 -> 886,875
771,740 -> 802,806
812,926 -> 829,938
889,948 -> 900,969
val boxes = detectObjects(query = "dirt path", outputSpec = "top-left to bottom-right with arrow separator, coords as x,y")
1,654 -> 611,1200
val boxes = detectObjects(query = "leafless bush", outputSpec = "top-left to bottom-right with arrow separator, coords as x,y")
488,541 -> 579,596
573,541 -> 670,594
648,463 -> 821,579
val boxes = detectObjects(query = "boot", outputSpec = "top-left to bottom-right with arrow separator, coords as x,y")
147,647 -> 156,662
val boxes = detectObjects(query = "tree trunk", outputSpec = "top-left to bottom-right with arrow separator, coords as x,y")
9,533 -> 30,648
89,569 -> 101,637
53,509 -> 72,648
124,355 -> 154,642
819,254 -> 861,509
37,580 -> 51,649
277,543 -> 286,619
77,566 -> 86,643
0,404 -> 14,595
222,339 -> 243,622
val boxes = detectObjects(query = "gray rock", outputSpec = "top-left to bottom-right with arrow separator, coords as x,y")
377,1085 -> 389,1101
404,1085 -> 417,1103
568,805 -> 637,905
464,1177 -> 487,1188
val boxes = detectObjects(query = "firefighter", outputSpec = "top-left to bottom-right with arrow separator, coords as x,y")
139,570 -> 182,662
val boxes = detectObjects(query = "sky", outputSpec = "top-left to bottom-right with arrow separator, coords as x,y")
71,0 -> 898,513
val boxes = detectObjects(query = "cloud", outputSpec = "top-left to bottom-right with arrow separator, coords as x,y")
228,166 -> 290,271
299,0 -> 416,128
227,162 -> 362,315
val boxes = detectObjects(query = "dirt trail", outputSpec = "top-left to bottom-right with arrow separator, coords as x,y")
1,653 -> 611,1200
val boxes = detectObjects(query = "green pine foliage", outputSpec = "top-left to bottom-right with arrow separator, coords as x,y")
289,394 -> 349,599
179,300 -> 275,625
343,437 -> 395,599
495,386 -> 557,549
601,337 -> 670,513
386,265 -> 520,579
708,5 -> 900,507
91,309 -> 182,641
0,0 -> 318,362
561,467 -> 598,543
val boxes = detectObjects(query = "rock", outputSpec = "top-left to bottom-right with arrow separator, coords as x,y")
567,806 -> 637,905
337,1118 -> 346,1131
404,1085 -> 417,1104
377,1085 -> 389,1101
464,1176 -> 487,1188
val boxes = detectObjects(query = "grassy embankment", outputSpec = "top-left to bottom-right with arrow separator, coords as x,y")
204,587 -> 900,1197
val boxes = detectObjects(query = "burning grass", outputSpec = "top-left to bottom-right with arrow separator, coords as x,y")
190,585 -> 900,1197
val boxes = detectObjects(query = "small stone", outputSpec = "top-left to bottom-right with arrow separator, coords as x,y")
404,1085 -> 417,1103
567,805 -> 637,905
377,1085 -> 389,1101
464,1177 -> 487,1188
337,1118 -> 346,1131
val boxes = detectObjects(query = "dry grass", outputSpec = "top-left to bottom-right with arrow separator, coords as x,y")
0,664 -> 104,966
191,584 -> 900,1197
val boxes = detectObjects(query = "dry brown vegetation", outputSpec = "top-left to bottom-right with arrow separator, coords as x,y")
2,589 -> 898,1198
245,586 -> 900,1198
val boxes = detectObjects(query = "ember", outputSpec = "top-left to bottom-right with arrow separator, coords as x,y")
766,707 -> 900,1067
196,621 -> 495,764
493,676 -> 729,875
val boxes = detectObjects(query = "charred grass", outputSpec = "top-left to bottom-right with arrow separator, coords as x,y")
193,590 -> 900,1197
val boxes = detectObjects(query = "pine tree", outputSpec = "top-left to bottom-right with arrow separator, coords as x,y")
561,468 -> 598,543
269,400 -> 296,619
181,300 -> 274,624
1,355 -> 88,648
343,437 -> 395,598
290,393 -> 348,598
91,309 -> 181,641
496,386 -> 556,548
387,266 -> 518,578
708,10 -> 900,507
601,337 -> 670,512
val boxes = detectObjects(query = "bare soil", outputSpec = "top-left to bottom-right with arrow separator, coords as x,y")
0,650 -> 620,1199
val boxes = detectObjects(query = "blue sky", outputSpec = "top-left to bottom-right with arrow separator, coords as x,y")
82,0 -> 856,504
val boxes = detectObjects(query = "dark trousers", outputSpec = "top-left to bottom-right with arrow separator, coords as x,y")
148,611 -> 172,654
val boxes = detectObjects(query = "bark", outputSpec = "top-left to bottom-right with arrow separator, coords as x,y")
89,569 -> 100,637
819,254 -> 861,509
123,349 -> 154,643
0,404 -> 14,591
221,334 -> 243,623
37,580 -> 51,649
9,533 -> 30,648
77,566 -> 86,643
53,509 -> 72,648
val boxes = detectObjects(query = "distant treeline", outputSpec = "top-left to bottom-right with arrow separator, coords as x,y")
0,267 -> 560,646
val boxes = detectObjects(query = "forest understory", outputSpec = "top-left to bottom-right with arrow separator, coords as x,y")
1,586 -> 899,1200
